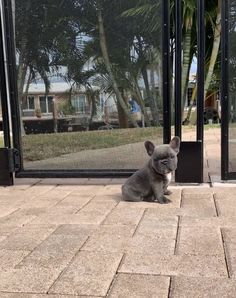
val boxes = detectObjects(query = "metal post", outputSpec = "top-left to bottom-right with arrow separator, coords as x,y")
0,1 -> 14,185
174,0 -> 182,138
162,0 -> 171,144
0,6 -> 11,148
197,0 -> 205,142
3,0 -> 23,171
221,0 -> 229,180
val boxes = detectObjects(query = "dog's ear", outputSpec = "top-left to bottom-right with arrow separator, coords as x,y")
145,141 -> 155,156
170,136 -> 180,153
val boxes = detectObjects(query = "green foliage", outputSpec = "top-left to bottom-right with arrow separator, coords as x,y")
22,127 -> 162,161
58,102 -> 76,116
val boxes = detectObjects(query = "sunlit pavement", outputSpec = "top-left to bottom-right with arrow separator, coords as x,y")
0,177 -> 236,297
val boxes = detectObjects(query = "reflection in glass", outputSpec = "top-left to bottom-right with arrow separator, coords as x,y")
15,0 -> 164,170
229,0 -> 236,172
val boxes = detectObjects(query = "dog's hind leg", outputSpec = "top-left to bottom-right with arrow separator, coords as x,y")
122,185 -> 143,202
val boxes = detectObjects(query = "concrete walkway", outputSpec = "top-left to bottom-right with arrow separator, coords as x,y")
24,127 -> 221,183
0,178 -> 236,297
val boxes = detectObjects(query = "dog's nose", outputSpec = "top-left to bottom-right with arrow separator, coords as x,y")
161,160 -> 168,165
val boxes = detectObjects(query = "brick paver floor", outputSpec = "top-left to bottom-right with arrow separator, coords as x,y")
1,178 -> 236,297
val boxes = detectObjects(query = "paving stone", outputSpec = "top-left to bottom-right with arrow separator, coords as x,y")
92,194 -> 122,202
81,234 -> 129,253
119,254 -> 227,277
214,192 -> 236,200
54,224 -> 99,236
181,196 -> 217,217
0,267 -> 62,294
128,234 -> 175,255
136,214 -> 178,236
31,213 -> 104,225
38,178 -> 89,185
182,193 -> 213,200
56,195 -> 92,209
23,185 -> 57,197
95,185 -> 122,193
56,185 -> 105,194
176,227 -> 224,255
0,210 -> 36,227
170,277 -> 236,298
0,207 -> 18,218
43,205 -> 79,214
78,200 -> 117,214
37,189 -> 72,199
102,206 -> 145,226
179,216 -> 236,227
215,198 -> 236,217
117,190 -> 181,209
95,224 -> 136,237
20,197 -> 64,209
82,232 -> 176,255
0,226 -> 19,237
0,293 -> 95,298
108,273 -> 170,298
182,188 -> 212,195
0,224 -> 57,251
0,249 -> 30,270
32,201 -> 117,225
0,236 -> 6,243
213,186 -> 236,193
49,251 -> 123,296
17,234 -> 88,270
221,228 -> 236,278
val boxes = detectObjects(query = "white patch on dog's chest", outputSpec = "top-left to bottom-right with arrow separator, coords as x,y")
166,173 -> 172,185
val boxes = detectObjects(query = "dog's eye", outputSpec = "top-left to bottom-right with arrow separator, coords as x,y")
170,155 -> 175,159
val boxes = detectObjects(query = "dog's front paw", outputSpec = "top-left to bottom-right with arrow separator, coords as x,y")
164,189 -> 172,195
155,196 -> 172,204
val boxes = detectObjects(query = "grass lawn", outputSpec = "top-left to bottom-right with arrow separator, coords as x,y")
0,124 -> 218,162
22,127 -> 164,161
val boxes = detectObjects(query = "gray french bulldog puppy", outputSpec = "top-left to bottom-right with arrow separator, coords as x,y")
122,136 -> 180,204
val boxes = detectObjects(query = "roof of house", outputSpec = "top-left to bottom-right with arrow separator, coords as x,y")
25,82 -> 99,95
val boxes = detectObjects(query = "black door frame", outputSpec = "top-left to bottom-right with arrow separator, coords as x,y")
221,0 -> 233,181
0,0 -> 207,183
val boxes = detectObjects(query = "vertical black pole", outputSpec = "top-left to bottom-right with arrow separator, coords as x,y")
175,0 -> 182,138
3,0 -> 23,171
162,0 -> 171,144
197,0 -> 205,142
196,0 -> 205,183
221,0 -> 229,180
0,7 -> 11,148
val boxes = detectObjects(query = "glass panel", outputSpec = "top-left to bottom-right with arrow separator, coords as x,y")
229,0 -> 236,172
28,96 -> 35,110
15,1 -> 164,171
47,96 -> 53,113
0,97 -> 3,148
78,95 -> 86,114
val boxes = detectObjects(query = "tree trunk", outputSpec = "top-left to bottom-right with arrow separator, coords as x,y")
183,84 -> 197,125
204,0 -> 221,100
17,53 -> 27,136
97,8 -> 138,128
16,0 -> 31,136
181,25 -> 192,113
117,96 -> 129,128
133,79 -> 151,127
89,91 -> 97,128
141,66 -> 159,126
11,0 -> 15,37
